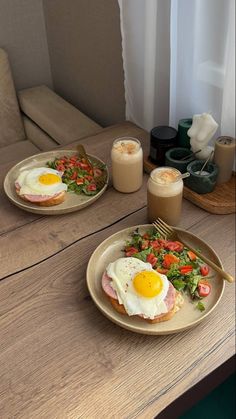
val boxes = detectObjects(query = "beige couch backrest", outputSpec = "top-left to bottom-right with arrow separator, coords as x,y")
0,48 -> 25,147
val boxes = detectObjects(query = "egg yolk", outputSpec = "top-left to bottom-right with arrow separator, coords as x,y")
39,173 -> 61,185
133,271 -> 163,298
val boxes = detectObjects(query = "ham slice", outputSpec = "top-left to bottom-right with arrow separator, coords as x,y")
22,192 -> 62,202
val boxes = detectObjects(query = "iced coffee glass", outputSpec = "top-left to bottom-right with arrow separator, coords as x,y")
147,167 -> 183,226
111,137 -> 143,193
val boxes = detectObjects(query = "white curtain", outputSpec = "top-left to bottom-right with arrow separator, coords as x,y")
118,0 -> 235,138
118,0 -> 170,131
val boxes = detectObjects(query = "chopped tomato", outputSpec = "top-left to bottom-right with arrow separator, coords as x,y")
56,164 -> 65,171
76,178 -> 84,185
93,168 -> 103,177
162,254 -> 180,269
187,251 -> 197,261
71,171 -> 78,180
198,280 -> 211,297
179,265 -> 193,275
87,184 -> 97,191
143,233 -> 150,240
141,240 -> 149,250
125,246 -> 138,257
158,239 -> 168,248
165,241 -> 184,252
80,162 -> 90,170
146,253 -> 158,267
149,240 -> 160,250
200,265 -> 209,276
84,175 -> 93,182
156,267 -> 168,274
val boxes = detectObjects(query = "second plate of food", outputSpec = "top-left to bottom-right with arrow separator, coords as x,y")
4,150 -> 108,215
86,225 -> 225,335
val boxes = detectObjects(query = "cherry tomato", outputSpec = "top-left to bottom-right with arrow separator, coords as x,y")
76,178 -> 84,185
56,164 -> 65,171
165,241 -> 184,252
141,240 -> 149,250
71,171 -> 77,180
179,265 -> 193,274
125,246 -> 138,257
87,184 -> 97,191
149,240 -> 160,250
198,280 -> 211,297
187,251 -> 197,261
146,253 -> 158,267
162,254 -> 180,269
93,168 -> 103,177
200,265 -> 210,276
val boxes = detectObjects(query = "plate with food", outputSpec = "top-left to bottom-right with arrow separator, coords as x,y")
86,225 -> 225,334
4,150 -> 108,215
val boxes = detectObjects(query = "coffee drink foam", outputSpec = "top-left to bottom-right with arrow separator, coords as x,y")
148,167 -> 183,197
112,139 -> 142,163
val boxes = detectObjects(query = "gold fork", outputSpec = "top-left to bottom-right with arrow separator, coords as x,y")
77,144 -> 108,189
152,218 -> 234,283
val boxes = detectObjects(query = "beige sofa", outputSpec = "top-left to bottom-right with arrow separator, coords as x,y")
0,48 -> 103,164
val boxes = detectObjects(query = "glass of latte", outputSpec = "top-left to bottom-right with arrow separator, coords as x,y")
111,137 -> 143,193
147,167 -> 183,226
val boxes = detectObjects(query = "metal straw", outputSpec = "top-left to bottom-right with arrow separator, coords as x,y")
199,150 -> 214,176
180,149 -> 202,161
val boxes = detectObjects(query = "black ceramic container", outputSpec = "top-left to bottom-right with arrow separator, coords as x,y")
149,126 -> 178,165
185,160 -> 219,194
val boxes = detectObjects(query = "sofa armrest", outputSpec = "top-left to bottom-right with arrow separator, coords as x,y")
18,85 -> 103,145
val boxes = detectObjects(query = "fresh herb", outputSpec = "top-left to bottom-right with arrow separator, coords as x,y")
196,301 -> 205,312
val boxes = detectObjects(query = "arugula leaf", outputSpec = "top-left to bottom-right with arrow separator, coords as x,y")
172,279 -> 186,291
167,263 -> 181,279
133,248 -> 151,262
187,275 -> 201,296
196,301 -> 205,312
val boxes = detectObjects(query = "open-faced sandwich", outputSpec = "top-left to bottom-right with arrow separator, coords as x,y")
102,257 -> 184,323
102,228 -> 211,323
15,167 -> 67,206
15,154 -> 107,207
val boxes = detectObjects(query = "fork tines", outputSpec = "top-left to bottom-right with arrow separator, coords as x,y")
152,218 -> 173,238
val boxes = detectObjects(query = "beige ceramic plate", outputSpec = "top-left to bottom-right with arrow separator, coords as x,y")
86,225 -> 225,335
3,150 -> 108,215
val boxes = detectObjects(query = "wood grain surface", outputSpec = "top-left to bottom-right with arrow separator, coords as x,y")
0,122 -> 235,419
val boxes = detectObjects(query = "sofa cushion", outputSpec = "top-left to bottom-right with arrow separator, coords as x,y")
0,48 -> 25,147
0,140 -> 40,165
22,115 -> 59,151
18,85 -> 103,145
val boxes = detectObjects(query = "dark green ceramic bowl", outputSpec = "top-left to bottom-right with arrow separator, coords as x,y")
185,160 -> 219,194
165,147 -> 195,173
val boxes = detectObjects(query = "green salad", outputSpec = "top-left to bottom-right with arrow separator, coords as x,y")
124,228 -> 211,311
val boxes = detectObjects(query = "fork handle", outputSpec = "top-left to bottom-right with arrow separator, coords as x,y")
183,242 -> 234,283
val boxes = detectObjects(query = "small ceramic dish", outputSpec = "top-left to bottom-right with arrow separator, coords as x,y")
165,147 -> 195,173
185,160 -> 218,194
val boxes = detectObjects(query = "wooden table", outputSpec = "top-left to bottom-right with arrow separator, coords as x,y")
0,122 -> 235,419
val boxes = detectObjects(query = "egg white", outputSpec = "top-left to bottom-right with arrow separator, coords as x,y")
106,257 -> 170,319
16,167 -> 67,196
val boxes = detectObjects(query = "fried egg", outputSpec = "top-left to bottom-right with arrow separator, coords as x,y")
106,257 -> 170,319
16,167 -> 67,196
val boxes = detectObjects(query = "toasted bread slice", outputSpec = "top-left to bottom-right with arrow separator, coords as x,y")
107,291 -> 184,323
16,189 -> 66,206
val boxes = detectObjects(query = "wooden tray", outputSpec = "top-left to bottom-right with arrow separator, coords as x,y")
144,156 -> 235,215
